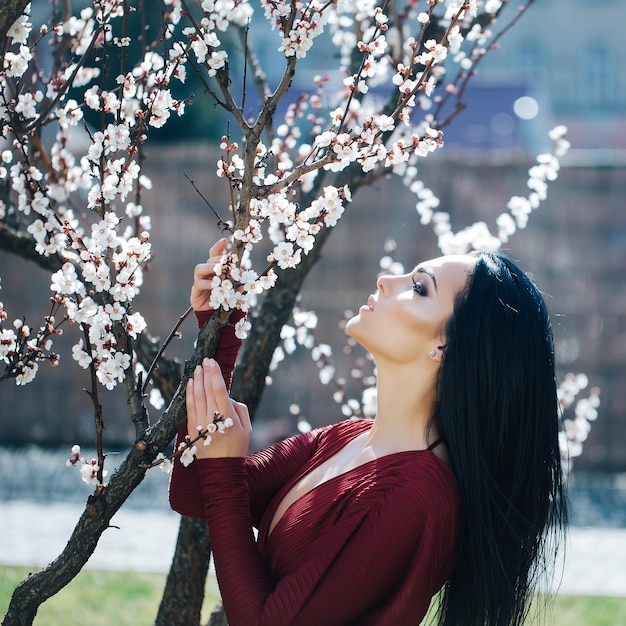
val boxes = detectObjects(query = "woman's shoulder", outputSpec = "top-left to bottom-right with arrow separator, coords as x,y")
317,417 -> 374,436
362,454 -> 459,539
312,418 -> 374,446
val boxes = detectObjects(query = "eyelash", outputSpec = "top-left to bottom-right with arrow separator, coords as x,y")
412,276 -> 427,296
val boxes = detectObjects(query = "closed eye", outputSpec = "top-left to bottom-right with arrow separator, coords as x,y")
412,276 -> 427,296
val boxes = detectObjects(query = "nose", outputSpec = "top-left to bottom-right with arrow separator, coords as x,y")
376,274 -> 394,294
377,271 -> 411,295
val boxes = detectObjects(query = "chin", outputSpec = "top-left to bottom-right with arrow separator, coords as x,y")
344,312 -> 359,336
344,315 -> 367,347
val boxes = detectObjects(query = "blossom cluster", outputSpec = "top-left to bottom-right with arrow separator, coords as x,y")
168,417 -> 234,468
66,444 -> 108,485
558,373 -> 601,471
269,304 -> 377,431
1,3 -> 187,388
0,287 -> 61,384
184,0 -> 526,317
0,0 -> 549,388
391,125 -> 571,255
262,0 -> 331,59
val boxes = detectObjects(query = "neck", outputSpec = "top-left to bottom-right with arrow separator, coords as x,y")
364,358 -> 439,454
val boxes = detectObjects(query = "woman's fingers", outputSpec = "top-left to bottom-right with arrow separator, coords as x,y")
208,237 -> 228,258
192,364 -> 208,426
206,358 -> 237,421
185,358 -> 251,458
190,239 -> 230,310
185,378 -> 196,424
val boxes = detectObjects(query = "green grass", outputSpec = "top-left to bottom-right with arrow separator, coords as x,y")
2,565 -> 626,625
425,594 -> 626,625
0,566 -> 220,626
532,595 -> 626,626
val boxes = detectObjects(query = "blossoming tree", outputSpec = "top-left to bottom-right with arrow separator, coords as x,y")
0,1 -> 599,625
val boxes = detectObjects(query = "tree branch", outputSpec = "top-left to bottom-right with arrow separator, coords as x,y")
0,222 -> 63,273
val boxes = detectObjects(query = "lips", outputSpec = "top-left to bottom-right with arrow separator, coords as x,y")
367,295 -> 375,311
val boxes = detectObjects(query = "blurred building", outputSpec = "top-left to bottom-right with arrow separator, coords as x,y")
473,0 -> 626,152
1,146 -> 625,479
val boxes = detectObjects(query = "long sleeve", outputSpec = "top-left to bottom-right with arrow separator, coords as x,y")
168,308 -> 244,517
197,454 -> 459,626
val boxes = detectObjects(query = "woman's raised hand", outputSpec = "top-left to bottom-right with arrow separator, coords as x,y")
190,238 -> 228,312
186,358 -> 252,459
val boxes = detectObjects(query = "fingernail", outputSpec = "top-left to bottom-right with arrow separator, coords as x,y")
203,357 -> 210,366
208,358 -> 217,368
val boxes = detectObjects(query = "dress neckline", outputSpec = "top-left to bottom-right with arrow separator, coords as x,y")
264,420 -> 449,541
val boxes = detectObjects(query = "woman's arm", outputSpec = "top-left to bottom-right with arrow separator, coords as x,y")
169,239 -> 245,516
169,239 -> 317,519
172,353 -> 318,521
182,313 -> 459,625
168,308 -> 244,517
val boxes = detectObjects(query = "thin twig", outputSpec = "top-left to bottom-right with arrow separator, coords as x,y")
82,326 -> 106,485
142,305 -> 194,393
434,0 -> 537,130
183,170 -> 232,231
241,19 -> 249,113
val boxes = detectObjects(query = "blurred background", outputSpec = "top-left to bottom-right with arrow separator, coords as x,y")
1,0 -> 625,603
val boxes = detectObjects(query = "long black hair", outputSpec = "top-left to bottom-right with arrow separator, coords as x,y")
433,252 -> 567,626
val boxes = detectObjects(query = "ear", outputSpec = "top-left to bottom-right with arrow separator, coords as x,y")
428,343 -> 446,363
428,346 -> 444,362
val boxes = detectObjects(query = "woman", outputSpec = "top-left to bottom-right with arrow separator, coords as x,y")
169,239 -> 567,626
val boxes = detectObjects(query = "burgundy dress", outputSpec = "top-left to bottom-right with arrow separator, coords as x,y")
169,311 -> 459,626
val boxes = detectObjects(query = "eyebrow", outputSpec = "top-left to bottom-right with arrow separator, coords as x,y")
416,266 -> 438,292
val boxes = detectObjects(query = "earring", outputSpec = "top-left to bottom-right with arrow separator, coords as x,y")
429,349 -> 436,357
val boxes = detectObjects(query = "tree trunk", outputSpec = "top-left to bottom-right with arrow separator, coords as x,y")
206,603 -> 229,626
155,516 -> 212,626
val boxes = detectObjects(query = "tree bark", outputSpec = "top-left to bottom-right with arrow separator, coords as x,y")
206,603 -> 229,626
155,516 -> 213,626
0,222 -> 63,273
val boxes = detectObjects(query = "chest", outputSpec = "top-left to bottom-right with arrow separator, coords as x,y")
267,436 -> 375,536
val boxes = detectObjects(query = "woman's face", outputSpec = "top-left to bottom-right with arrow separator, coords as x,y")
346,255 -> 476,364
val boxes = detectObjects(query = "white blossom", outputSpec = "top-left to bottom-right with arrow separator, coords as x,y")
235,317 -> 251,339
180,444 -> 197,467
149,388 -> 165,410
72,341 -> 92,368
7,13 -> 32,44
126,312 -> 147,338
